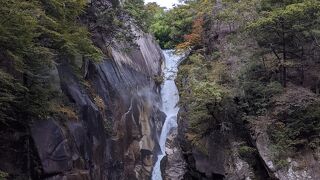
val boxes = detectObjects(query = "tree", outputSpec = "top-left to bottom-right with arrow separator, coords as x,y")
147,0 -> 215,49
0,0 -> 102,123
145,2 -> 166,30
145,2 -> 192,49
124,0 -> 148,30
176,16 -> 205,50
249,0 -> 320,87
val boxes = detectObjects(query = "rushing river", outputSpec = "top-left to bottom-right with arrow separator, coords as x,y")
152,50 -> 182,180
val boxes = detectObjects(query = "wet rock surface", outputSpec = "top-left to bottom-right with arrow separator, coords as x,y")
26,1 -> 165,179
31,119 -> 73,175
161,128 -> 187,180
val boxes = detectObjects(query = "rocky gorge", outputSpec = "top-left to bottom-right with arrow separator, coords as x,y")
1,0 -> 320,180
0,0 -> 165,179
167,1 -> 320,180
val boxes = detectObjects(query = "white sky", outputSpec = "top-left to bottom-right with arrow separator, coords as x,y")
144,0 -> 180,8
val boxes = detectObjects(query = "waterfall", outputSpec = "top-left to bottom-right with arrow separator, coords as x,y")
152,50 -> 182,180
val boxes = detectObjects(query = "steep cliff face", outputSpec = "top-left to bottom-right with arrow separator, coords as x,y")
249,85 -> 320,180
0,0 -> 164,179
32,31 -> 164,180
174,5 -> 261,179
174,2 -> 320,180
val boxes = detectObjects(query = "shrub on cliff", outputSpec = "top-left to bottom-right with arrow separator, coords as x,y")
269,101 -> 320,150
0,70 -> 26,123
0,0 -> 102,123
248,0 -> 320,87
177,53 -> 237,151
238,56 -> 284,115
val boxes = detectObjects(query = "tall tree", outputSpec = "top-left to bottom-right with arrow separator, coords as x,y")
249,0 -> 320,87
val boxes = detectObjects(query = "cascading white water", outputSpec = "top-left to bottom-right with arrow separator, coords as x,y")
152,50 -> 182,180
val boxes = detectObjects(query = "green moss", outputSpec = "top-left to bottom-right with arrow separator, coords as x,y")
152,74 -> 164,86
275,159 -> 289,169
238,145 -> 257,159
103,118 -> 114,137
0,170 -> 8,179
237,144 -> 261,167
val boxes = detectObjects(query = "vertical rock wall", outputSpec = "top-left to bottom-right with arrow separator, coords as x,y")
29,1 -> 165,180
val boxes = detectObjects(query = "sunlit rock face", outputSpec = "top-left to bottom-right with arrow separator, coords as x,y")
30,1 -> 165,180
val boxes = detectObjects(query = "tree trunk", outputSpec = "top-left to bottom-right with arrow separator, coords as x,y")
316,80 -> 319,94
299,67 -> 304,85
282,22 -> 287,87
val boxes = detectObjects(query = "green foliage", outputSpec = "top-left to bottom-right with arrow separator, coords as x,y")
39,0 -> 102,61
217,0 -> 259,26
238,145 -> 257,160
0,0 -> 44,70
275,159 -> 290,169
146,3 -> 173,48
90,1 -> 136,46
152,74 -> 164,86
172,0 -> 320,171
188,81 -> 228,133
103,117 -> 114,137
177,53 -> 236,142
0,70 -> 26,123
242,81 -> 283,114
0,0 -> 103,123
146,0 -> 215,49
249,0 -> 320,39
239,60 -> 283,116
248,0 -> 320,86
0,0 -> 102,66
144,2 -> 166,30
0,69 -> 57,125
0,170 -> 8,179
124,0 -> 148,30
233,0 -> 320,167
260,0 -> 304,11
269,102 -> 320,151
149,4 -> 194,49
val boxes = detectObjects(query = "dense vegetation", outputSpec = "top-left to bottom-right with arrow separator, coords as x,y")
159,0 -> 320,170
0,1 -> 137,178
1,0 -> 320,178
0,0 -> 103,126
0,0 -> 143,126
118,0 -> 214,49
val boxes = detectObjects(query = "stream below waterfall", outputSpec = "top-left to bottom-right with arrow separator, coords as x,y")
152,50 -> 182,180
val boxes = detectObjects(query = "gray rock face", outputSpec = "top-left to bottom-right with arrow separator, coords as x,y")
29,1 -> 165,180
250,120 -> 320,180
249,86 -> 320,180
31,119 -> 73,175
177,116 -> 257,180
176,72 -> 320,180
161,128 -> 187,180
